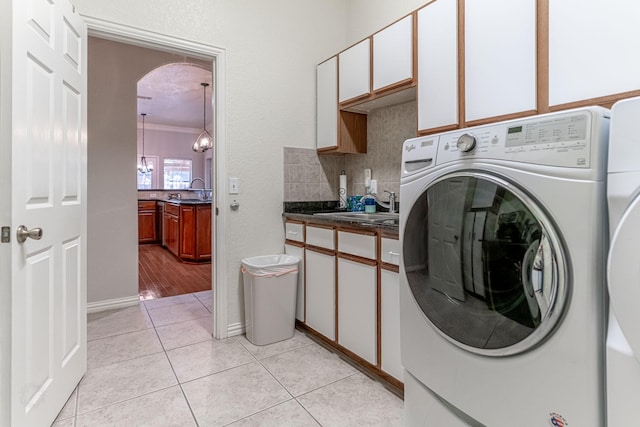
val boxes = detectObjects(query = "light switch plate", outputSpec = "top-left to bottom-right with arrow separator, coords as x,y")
229,177 -> 239,194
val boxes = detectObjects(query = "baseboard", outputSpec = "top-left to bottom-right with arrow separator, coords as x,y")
87,295 -> 140,313
227,322 -> 245,337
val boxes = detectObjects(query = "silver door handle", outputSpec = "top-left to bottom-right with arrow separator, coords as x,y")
16,225 -> 43,243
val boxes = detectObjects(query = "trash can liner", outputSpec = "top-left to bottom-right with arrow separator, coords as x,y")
241,266 -> 297,278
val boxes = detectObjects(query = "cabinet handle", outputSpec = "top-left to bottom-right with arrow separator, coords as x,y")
388,251 -> 400,256
287,231 -> 298,236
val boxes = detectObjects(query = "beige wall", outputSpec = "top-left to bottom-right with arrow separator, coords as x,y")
346,0 -> 431,44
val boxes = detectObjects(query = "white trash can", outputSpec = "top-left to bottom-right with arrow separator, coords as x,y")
241,254 -> 299,346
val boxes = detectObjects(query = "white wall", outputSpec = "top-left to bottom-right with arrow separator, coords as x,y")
72,0 -> 349,328
138,126 -> 206,189
346,0 -> 432,44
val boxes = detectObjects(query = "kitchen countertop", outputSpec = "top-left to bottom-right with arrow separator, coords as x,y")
139,198 -> 212,205
283,211 -> 399,236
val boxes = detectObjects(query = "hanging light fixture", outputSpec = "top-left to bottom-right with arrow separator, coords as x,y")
192,82 -> 213,153
137,113 -> 153,174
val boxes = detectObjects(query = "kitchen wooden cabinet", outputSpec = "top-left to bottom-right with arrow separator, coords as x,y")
417,0 -> 458,133
138,200 -> 157,243
316,57 -> 367,154
373,14 -> 414,95
464,0 -> 537,124
548,0 -> 640,109
164,203 -> 180,257
339,38 -> 371,104
164,202 -> 210,262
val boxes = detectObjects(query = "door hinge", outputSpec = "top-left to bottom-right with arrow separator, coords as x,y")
215,207 -> 219,216
1,226 -> 10,243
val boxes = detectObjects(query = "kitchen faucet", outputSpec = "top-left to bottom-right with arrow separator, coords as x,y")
359,190 -> 397,213
190,177 -> 206,188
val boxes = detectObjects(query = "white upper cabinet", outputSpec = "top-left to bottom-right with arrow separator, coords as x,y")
464,0 -> 536,122
549,0 -> 640,107
339,38 -> 371,103
373,14 -> 414,93
317,57 -> 338,150
417,0 -> 458,131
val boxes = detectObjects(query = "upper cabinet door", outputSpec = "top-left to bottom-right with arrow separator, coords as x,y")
464,0 -> 536,123
417,0 -> 458,132
317,57 -> 338,150
339,38 -> 371,103
373,14 -> 414,93
549,0 -> 640,108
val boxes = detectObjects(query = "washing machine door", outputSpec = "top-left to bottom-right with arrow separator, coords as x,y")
403,172 -> 568,356
608,194 -> 640,363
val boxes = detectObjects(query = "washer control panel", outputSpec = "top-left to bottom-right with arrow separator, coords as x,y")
435,112 -> 592,168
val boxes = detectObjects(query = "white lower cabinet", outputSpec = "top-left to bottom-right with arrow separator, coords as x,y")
338,257 -> 377,365
285,243 -> 305,322
305,248 -> 336,340
381,268 -> 403,381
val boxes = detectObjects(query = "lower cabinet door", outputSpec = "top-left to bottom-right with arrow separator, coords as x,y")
338,257 -> 377,365
305,249 -> 335,340
285,243 -> 305,322
381,268 -> 403,381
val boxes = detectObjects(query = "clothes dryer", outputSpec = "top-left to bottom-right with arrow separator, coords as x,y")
606,96 -> 640,426
399,108 -> 609,426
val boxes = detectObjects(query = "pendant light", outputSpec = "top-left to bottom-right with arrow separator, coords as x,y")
137,113 -> 153,174
192,82 -> 213,153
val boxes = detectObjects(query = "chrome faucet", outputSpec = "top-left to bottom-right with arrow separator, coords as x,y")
190,177 -> 206,189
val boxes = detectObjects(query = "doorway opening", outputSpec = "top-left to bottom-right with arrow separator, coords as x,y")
135,61 -> 214,300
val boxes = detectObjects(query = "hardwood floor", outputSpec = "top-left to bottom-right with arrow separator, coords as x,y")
138,244 -> 211,300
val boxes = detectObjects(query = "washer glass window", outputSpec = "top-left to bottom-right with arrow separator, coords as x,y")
403,173 -> 567,356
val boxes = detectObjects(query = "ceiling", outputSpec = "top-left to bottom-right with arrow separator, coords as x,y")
137,62 -> 213,129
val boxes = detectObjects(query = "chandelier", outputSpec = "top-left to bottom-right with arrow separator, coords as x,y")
192,82 -> 213,152
137,113 -> 153,174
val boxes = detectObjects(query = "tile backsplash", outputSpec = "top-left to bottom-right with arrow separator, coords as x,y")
284,100 -> 416,205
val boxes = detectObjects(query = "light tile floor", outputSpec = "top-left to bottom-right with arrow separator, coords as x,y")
53,291 -> 403,426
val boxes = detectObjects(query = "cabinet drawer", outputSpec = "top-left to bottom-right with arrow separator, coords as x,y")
285,222 -> 304,243
165,203 -> 179,216
306,225 -> 335,250
381,237 -> 401,266
338,230 -> 376,260
138,200 -> 156,211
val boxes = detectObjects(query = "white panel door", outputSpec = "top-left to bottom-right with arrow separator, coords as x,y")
549,0 -> 640,106
305,249 -> 335,340
464,0 -> 536,122
373,14 -> 413,92
417,0 -> 458,131
338,257 -> 377,365
9,0 -> 87,425
285,243 -> 305,322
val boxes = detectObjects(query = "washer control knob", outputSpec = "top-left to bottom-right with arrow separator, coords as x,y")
457,133 -> 477,152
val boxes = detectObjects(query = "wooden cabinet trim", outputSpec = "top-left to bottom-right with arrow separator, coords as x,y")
464,109 -> 538,128
285,240 -> 305,248
305,245 -> 335,257
305,222 -> 336,230
337,227 -> 377,237
380,262 -> 400,273
338,252 -> 377,267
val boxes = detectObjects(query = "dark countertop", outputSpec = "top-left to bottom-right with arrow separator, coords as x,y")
283,211 -> 399,236
139,198 -> 212,205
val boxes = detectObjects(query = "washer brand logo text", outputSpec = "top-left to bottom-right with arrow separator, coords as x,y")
549,413 -> 568,427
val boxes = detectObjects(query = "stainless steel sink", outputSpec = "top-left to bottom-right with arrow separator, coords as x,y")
313,211 -> 399,225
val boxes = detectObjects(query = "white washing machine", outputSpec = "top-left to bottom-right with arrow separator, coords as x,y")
399,108 -> 609,426
606,96 -> 640,426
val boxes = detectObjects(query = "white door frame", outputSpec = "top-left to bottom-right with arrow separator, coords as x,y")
83,17 -> 229,339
